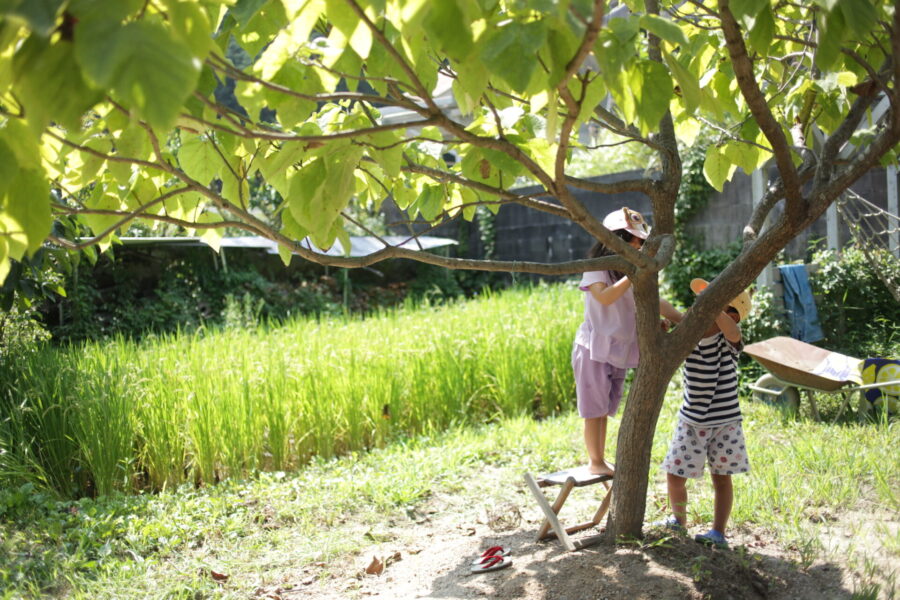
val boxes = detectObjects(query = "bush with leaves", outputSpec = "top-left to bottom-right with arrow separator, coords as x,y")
809,246 -> 900,359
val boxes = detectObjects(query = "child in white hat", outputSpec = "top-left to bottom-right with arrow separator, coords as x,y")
572,207 -> 681,477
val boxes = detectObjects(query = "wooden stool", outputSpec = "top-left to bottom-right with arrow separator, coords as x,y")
523,467 -> 612,551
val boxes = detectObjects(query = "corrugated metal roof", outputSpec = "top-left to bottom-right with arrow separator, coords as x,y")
109,235 -> 457,257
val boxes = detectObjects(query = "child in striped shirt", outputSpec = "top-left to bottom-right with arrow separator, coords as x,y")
658,278 -> 752,549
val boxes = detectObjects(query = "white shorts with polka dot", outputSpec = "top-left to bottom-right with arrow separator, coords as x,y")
661,420 -> 750,479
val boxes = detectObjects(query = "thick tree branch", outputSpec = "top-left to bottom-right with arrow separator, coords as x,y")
718,0 -> 803,213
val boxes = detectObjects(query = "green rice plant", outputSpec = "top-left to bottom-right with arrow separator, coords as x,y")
3,284 -> 582,497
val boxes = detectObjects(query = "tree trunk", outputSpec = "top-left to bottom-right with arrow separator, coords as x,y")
608,348 -> 681,539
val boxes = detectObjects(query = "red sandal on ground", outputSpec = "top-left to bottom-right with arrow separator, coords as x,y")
470,545 -> 510,565
470,554 -> 512,573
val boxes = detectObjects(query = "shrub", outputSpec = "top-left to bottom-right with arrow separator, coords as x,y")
808,245 -> 900,359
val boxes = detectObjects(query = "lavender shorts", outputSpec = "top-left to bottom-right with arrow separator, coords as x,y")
661,420 -> 750,478
571,344 -> 626,419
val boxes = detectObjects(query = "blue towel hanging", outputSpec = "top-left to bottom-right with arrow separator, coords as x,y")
778,265 -> 825,343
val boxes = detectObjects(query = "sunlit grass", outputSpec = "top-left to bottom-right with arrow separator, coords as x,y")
0,285 -> 579,497
1,394 -> 897,599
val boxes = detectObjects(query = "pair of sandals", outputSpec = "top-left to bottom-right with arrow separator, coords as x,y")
470,546 -> 512,573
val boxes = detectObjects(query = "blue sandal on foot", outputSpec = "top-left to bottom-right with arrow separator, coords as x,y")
650,516 -> 685,533
694,529 -> 728,549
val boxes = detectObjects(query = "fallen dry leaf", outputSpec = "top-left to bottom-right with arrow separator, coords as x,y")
365,556 -> 384,576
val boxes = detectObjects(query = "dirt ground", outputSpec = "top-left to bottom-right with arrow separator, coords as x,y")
268,486 -> 896,600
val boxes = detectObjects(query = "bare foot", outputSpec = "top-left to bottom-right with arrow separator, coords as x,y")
588,461 -> 615,477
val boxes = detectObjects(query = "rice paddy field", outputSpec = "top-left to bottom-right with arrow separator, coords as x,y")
0,285 -> 579,499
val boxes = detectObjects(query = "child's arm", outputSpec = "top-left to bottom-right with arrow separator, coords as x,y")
659,298 -> 683,323
715,311 -> 742,343
587,276 -> 632,306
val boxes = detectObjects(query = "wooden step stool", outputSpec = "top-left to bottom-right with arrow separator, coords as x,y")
523,467 -> 613,551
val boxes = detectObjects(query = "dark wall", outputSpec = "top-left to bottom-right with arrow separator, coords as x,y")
443,167 -> 895,266
491,170 -> 652,263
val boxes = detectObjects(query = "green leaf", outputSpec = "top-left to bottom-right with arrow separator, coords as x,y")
108,124 -> 149,184
663,50 -> 701,114
198,212 -> 225,252
729,0 -> 769,21
416,184 -> 444,221
481,21 -> 548,93
838,0 -> 876,38
747,4 -> 775,57
161,0 -> 216,58
703,145 -> 736,192
286,159 -> 328,233
545,23 -> 580,87
179,134 -> 222,186
229,0 -> 269,27
423,0 -> 473,61
0,0 -> 63,36
68,0 -> 142,22
367,130 -> 403,178
639,14 -> 689,48
78,137 -> 113,185
3,168 -> 51,254
815,7 -> 845,71
75,19 -> 202,130
722,140 -> 759,174
452,60 -> 488,116
632,60 -> 673,135
12,35 -> 102,133
0,138 -> 18,200
81,184 -> 122,239
277,241 -> 293,266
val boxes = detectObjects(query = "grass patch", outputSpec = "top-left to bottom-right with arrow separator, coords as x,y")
0,285 -> 578,497
2,386 -> 898,598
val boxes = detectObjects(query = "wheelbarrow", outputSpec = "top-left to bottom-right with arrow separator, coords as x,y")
744,337 -> 900,421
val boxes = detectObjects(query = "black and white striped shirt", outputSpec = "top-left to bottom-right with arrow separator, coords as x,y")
679,333 -> 743,426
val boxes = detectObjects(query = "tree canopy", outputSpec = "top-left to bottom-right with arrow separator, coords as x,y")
1,0 -> 899,538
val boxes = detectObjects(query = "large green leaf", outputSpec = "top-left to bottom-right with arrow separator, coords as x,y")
286,158 -> 328,234
0,138 -> 18,200
632,60 -> 673,134
2,167 -> 50,254
663,50 -> 700,114
545,22 -> 580,87
838,0 -> 876,38
161,0 -> 216,58
257,140 -> 307,197
0,0 -> 64,36
179,135 -> 222,186
367,130 -> 404,178
481,21 -> 548,93
730,0 -> 769,21
815,7 -> 845,71
722,140 -> 759,174
80,184 -> 123,239
747,4 -> 775,57
229,0 -> 269,27
423,0 -> 473,61
703,145 -> 736,192
639,14 -> 688,48
76,19 -> 202,130
12,35 -> 102,133
416,184 -> 444,221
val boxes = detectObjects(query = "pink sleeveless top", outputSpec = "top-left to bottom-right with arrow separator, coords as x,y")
573,271 -> 639,368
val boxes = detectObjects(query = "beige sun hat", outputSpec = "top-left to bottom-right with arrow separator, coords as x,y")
690,278 -> 752,321
602,207 -> 650,240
